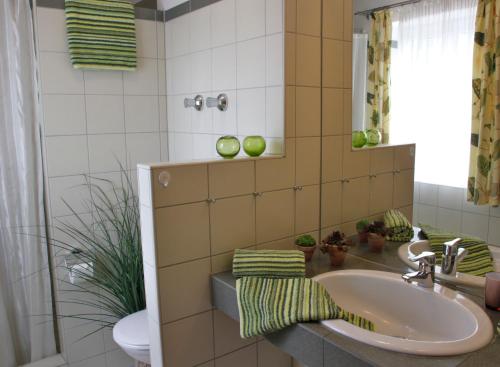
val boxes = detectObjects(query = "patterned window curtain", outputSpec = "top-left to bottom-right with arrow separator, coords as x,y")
366,10 -> 392,144
468,0 -> 500,206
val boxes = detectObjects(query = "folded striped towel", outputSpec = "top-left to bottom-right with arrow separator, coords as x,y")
384,209 -> 414,242
232,249 -> 305,278
65,0 -> 137,71
420,224 -> 494,277
236,277 -> 375,338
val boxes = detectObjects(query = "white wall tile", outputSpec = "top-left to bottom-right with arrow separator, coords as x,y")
211,0 -> 236,48
159,96 -> 168,131
124,96 -> 160,133
70,354 -> 106,367
171,132 -> 193,161
123,58 -> 158,95
191,50 -> 212,93
237,37 -> 266,88
266,0 -> 283,35
461,212 -> 489,240
488,216 -> 500,245
165,14 -> 190,58
85,95 -> 125,134
212,90 -> 237,135
136,19 -> 158,58
419,183 -> 438,206
236,0 -> 266,41
237,88 -> 266,136
106,348 -> 135,367
158,58 -> 167,95
212,44 -> 237,91
43,95 -> 86,136
126,133 -> 161,169
437,186 -> 464,211
160,132 -> 169,161
63,322 -> 105,364
87,134 -> 127,173
46,135 -> 88,177
168,95 -> 192,132
49,175 -> 91,217
489,205 -> 500,217
436,208 -> 461,233
84,70 -> 124,95
170,55 -> 192,95
415,204 -> 437,227
191,106 -> 213,134
37,8 -> 67,52
266,34 -> 284,86
266,87 -> 284,138
413,182 -> 420,203
193,134 -> 216,160
157,21 -> 166,59
40,52 -> 84,94
190,7 -> 211,52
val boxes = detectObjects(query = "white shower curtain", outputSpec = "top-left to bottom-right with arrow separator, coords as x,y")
0,0 -> 57,365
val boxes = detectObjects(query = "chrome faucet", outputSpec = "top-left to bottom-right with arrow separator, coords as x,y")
402,251 -> 436,288
441,238 -> 467,276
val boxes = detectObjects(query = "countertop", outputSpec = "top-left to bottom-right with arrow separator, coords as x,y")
211,237 -> 500,367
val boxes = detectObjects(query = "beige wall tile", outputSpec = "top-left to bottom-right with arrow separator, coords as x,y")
256,237 -> 295,251
295,185 -> 320,234
198,361 -> 215,367
369,173 -> 394,215
394,145 -> 416,170
323,0 -> 343,40
370,147 -> 394,175
152,165 -> 208,208
256,139 -> 295,192
256,189 -> 295,243
292,359 -> 307,367
321,181 -> 342,228
258,340 -> 292,367
286,86 -> 296,138
322,88 -> 343,136
321,225 -> 341,240
344,0 -> 353,41
394,169 -> 415,208
162,311 -> 214,367
296,35 -> 321,87
297,0 -> 321,36
210,195 -> 256,255
322,38 -> 343,88
296,87 -> 321,137
286,33 -> 296,86
215,344 -> 257,367
343,41 -> 352,89
296,137 -> 321,186
322,135 -> 343,183
342,135 -> 369,179
343,89 -> 352,134
341,176 -> 369,223
159,258 -> 212,323
209,161 -> 255,199
340,219 -> 357,237
156,202 -> 210,267
214,310 -> 255,357
285,0 -> 297,33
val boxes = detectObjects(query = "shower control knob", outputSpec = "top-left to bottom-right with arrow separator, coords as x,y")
184,95 -> 204,111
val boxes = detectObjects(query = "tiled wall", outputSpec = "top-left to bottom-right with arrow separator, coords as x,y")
36,6 -> 165,367
138,1 -> 416,366
164,0 -> 285,161
413,183 -> 500,247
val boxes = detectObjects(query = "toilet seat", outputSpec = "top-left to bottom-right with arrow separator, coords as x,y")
113,310 -> 150,363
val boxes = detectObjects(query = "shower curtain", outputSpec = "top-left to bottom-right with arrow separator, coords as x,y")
352,34 -> 368,132
0,0 -> 57,365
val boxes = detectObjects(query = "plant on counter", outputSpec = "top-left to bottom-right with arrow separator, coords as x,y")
295,234 -> 317,262
367,221 -> 389,253
356,219 -> 370,243
320,231 -> 352,266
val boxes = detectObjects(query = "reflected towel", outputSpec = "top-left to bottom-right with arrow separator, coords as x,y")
232,249 -> 306,278
384,209 -> 414,242
420,224 -> 494,277
236,277 -> 375,338
65,0 -> 137,71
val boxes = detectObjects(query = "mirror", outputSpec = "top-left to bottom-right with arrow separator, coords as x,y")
160,0 -> 285,162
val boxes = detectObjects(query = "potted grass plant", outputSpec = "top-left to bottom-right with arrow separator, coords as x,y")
295,234 -> 317,262
320,231 -> 352,266
356,219 -> 370,243
367,221 -> 388,253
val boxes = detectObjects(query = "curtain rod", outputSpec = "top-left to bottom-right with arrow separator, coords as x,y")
354,0 -> 422,17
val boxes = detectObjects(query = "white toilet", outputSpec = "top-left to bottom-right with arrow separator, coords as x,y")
113,310 -> 150,365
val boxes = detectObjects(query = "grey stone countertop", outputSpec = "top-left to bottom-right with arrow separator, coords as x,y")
211,235 -> 500,367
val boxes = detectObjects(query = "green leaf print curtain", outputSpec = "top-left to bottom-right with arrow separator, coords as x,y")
366,10 -> 392,144
468,0 -> 500,205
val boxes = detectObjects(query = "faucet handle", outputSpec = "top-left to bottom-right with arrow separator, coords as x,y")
443,238 -> 462,255
409,251 -> 436,266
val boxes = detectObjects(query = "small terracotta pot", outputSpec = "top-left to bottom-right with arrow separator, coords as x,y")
368,233 -> 385,253
326,246 -> 347,266
357,230 -> 369,243
297,245 -> 316,262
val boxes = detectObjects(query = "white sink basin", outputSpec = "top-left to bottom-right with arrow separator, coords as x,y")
313,270 -> 493,356
398,240 -> 500,288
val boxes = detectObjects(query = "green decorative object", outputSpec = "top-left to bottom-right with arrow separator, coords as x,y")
243,136 -> 266,157
216,136 -> 240,159
365,129 -> 382,146
352,130 -> 367,148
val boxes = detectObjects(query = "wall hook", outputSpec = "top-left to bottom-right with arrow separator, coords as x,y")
206,93 -> 228,111
184,95 -> 204,111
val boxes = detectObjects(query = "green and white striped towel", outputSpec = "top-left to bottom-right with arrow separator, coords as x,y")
384,209 -> 414,242
232,249 -> 306,278
65,0 -> 137,71
420,224 -> 494,277
236,277 -> 375,338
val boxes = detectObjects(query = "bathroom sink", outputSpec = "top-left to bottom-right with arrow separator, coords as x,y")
398,240 -> 500,288
313,270 -> 493,356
